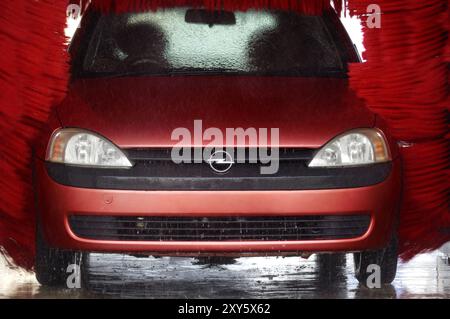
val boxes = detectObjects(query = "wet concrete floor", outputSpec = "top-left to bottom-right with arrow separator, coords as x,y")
1,245 -> 449,299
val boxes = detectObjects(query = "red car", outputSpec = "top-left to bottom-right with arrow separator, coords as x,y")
33,6 -> 402,286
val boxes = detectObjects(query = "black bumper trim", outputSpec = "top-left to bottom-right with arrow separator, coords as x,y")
46,161 -> 392,191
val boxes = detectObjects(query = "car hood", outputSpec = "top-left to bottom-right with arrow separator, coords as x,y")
57,76 -> 374,148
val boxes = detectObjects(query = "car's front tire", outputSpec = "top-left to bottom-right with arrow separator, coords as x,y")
35,223 -> 83,287
353,233 -> 398,285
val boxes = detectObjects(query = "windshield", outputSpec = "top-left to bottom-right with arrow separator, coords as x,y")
82,8 -> 345,77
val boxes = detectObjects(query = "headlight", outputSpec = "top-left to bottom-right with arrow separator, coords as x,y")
308,129 -> 391,168
46,128 -> 133,168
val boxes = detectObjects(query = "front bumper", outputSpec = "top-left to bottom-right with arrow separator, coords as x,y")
35,158 -> 401,255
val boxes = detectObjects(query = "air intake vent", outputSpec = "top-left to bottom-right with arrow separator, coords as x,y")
69,215 -> 371,242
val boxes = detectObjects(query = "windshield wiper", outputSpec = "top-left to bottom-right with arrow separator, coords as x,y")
81,68 -> 244,78
167,68 -> 244,76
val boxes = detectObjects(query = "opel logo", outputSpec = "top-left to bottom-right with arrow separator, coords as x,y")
207,150 -> 234,174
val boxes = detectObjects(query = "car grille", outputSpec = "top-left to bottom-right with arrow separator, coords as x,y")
69,215 -> 371,241
125,147 -> 315,161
